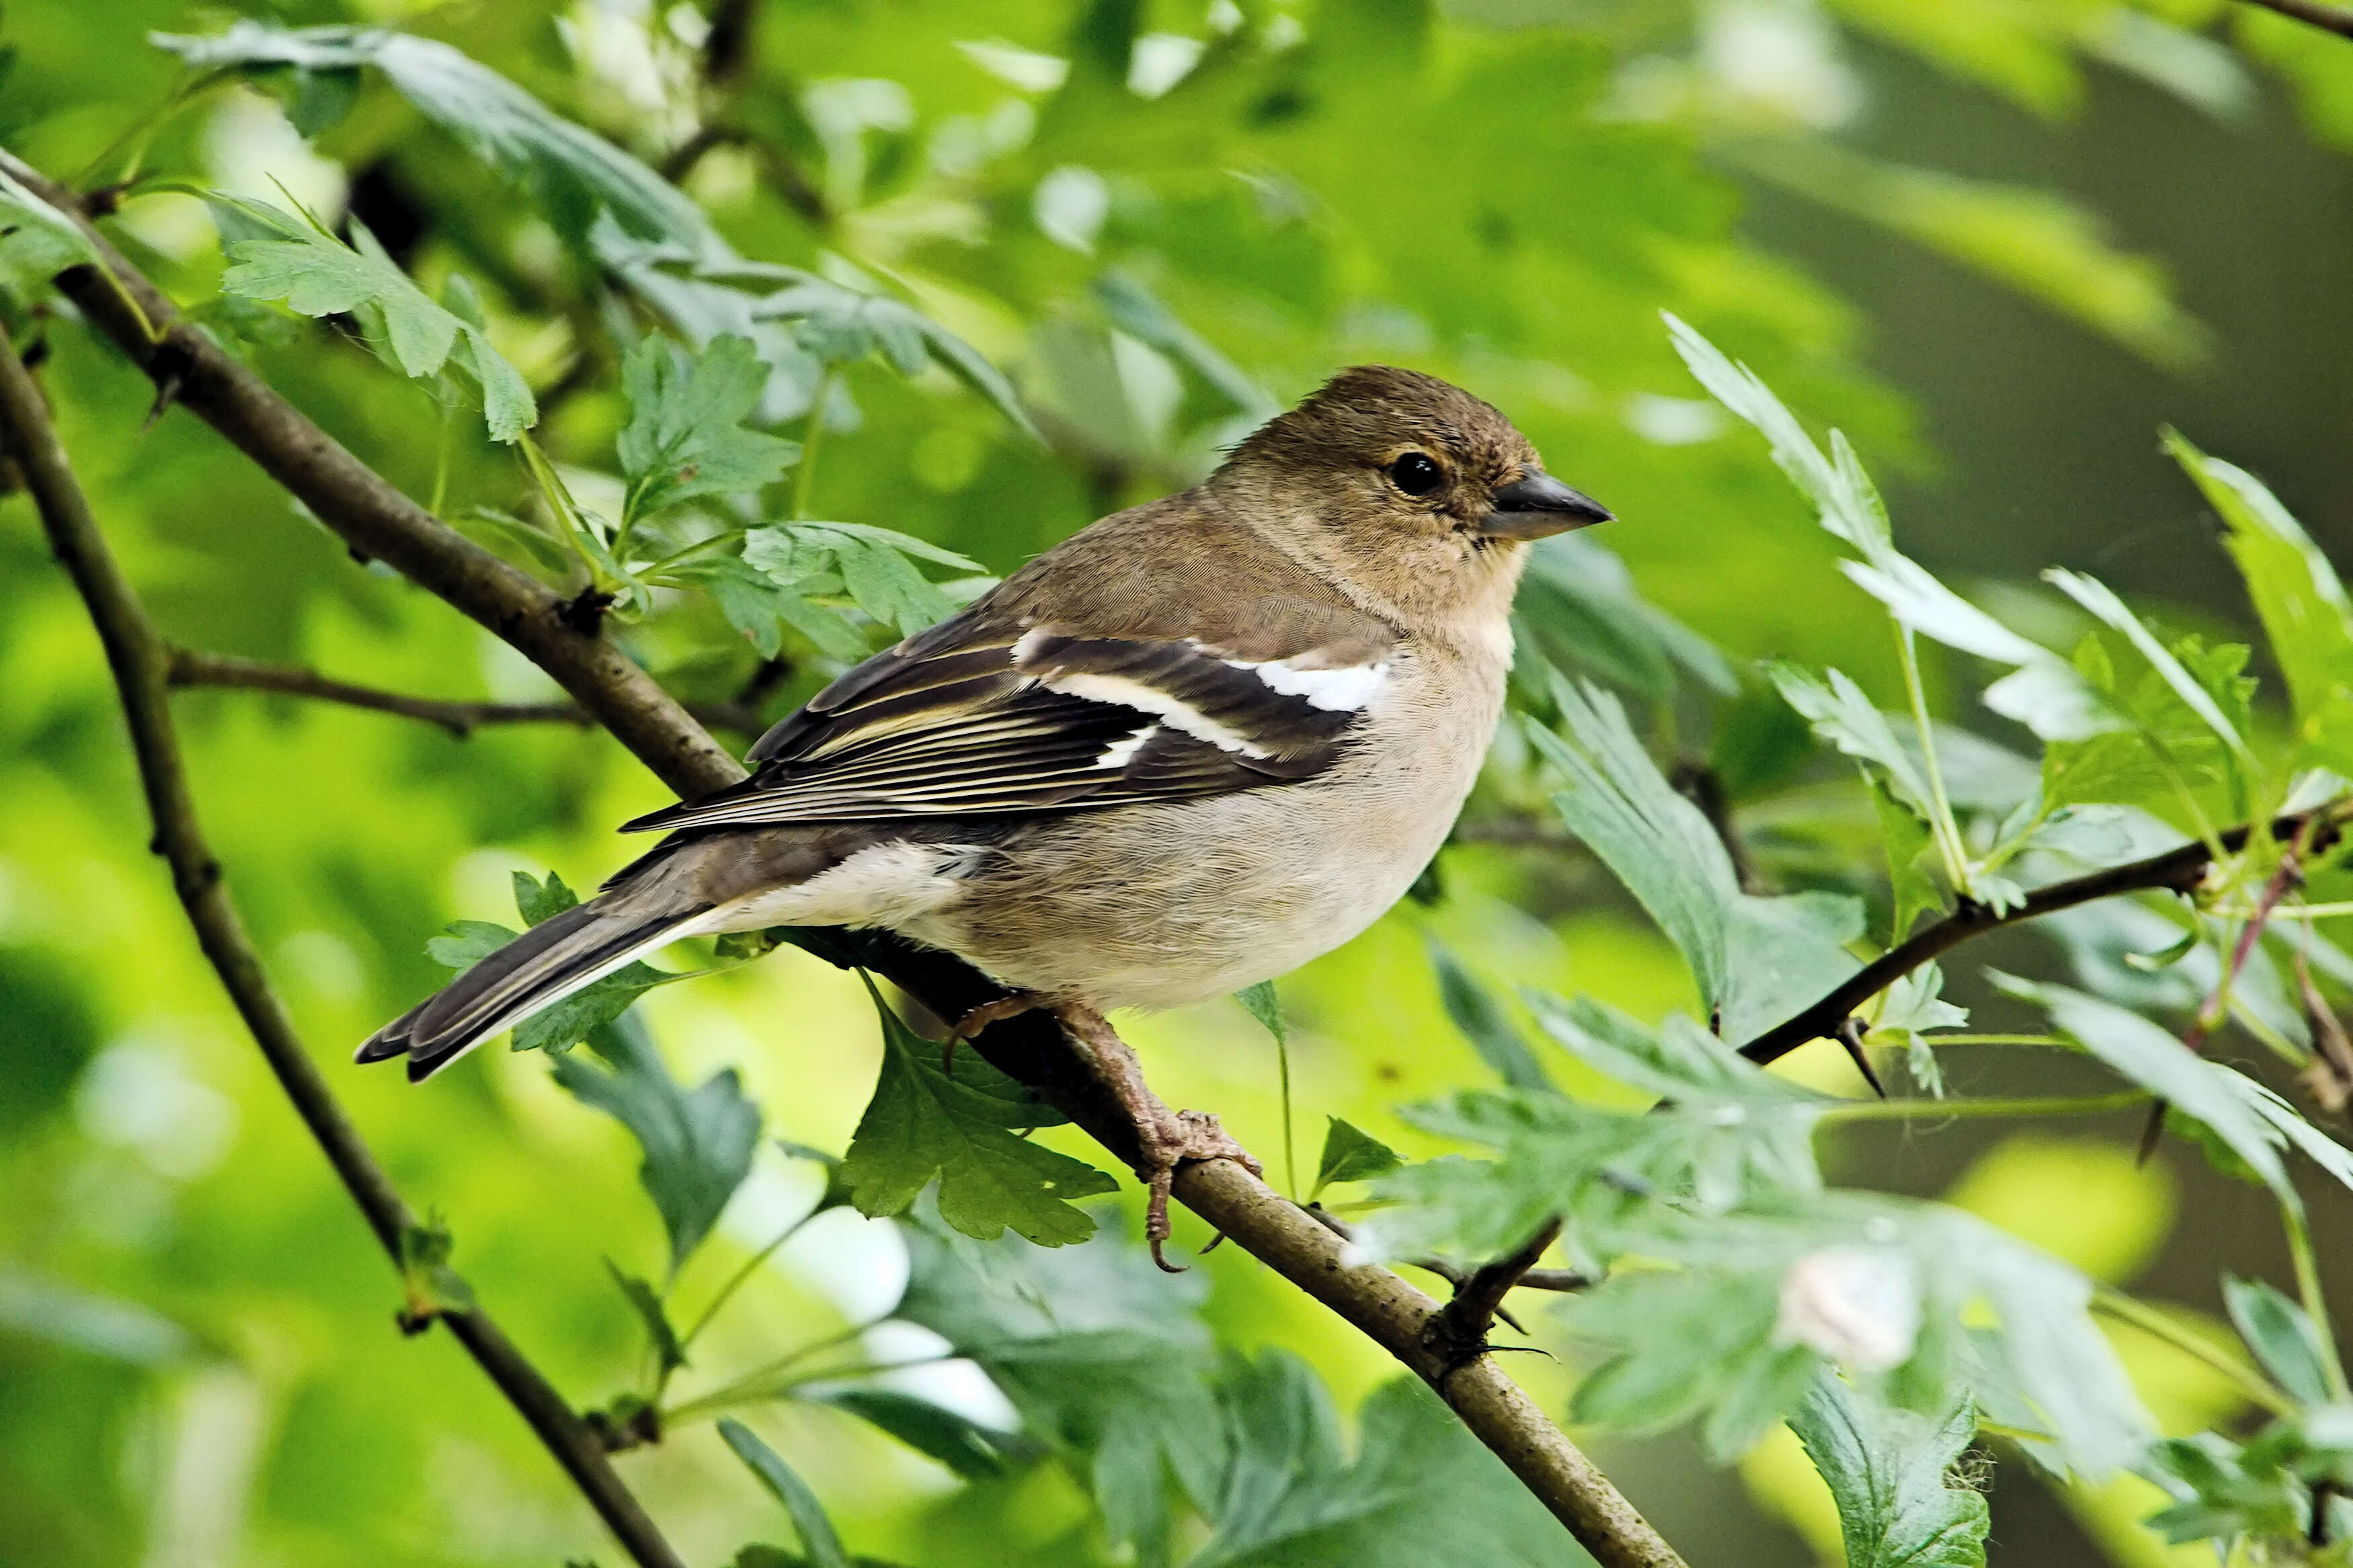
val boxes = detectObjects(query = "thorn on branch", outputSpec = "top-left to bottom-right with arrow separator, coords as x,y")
1835,1017 -> 1886,1099
141,340 -> 192,433
559,587 -> 614,636
1429,1216 -> 1566,1383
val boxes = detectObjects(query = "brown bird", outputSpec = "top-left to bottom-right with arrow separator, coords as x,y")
359,366 -> 1609,1260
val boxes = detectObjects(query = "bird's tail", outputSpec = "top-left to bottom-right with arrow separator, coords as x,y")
357,886 -> 714,1082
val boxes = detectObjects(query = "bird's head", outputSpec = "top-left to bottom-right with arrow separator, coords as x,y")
1211,366 -> 1610,626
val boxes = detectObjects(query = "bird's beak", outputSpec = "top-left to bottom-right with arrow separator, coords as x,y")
1479,470 -> 1613,541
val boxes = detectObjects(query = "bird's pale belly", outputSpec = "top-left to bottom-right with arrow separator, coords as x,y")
894,725 -> 1484,1012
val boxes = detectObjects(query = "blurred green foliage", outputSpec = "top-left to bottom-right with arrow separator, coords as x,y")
15,2 -> 2353,1566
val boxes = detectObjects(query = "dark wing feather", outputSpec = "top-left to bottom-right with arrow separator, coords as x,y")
625,603 -> 1398,833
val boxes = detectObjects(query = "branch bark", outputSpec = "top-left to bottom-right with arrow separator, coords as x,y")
11,151 -> 1687,1567
1738,804 -> 2348,1065
0,331 -> 688,1568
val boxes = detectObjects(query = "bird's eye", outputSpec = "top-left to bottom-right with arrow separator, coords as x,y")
1388,451 -> 1443,496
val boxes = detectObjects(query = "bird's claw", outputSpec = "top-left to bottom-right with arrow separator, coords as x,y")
1140,1108 -> 1260,1273
943,992 -> 1043,1075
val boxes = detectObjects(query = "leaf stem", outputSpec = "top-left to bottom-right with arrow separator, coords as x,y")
679,1207 -> 822,1350
1906,1034 -> 2075,1047
2284,1204 -> 2352,1400
639,528 -> 742,581
518,433 -> 605,584
793,367 -> 836,521
1818,1090 -> 2148,1122
2091,1288 -> 2297,1417
1892,622 -> 1970,890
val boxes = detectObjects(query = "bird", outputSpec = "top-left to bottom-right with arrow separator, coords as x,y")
358,365 -> 1609,1262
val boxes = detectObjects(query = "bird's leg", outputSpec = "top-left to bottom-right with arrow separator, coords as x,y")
944,991 -> 1046,1077
1051,1001 -> 1260,1272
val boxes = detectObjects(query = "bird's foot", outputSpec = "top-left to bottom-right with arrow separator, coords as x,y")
944,991 -> 1045,1076
1137,1109 -> 1261,1273
1051,1001 -> 1261,1272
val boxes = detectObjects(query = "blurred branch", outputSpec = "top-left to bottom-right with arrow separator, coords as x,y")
0,330 -> 688,1568
662,0 -> 830,227
163,647 -> 767,737
2239,0 -> 2353,41
1739,801 -> 2352,1065
15,150 -> 1685,1568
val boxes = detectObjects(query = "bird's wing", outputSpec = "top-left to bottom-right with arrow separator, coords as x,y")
623,599 -> 1401,832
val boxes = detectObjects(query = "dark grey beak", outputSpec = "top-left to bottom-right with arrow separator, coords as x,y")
1480,470 -> 1613,542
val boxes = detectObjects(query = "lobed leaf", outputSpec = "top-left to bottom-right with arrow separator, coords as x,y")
551,1013 -> 762,1274
1788,1375 -> 1989,1568
840,982 -> 1115,1245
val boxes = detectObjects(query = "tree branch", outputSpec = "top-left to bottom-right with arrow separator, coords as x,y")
0,331 -> 687,1568
2237,0 -> 2353,42
163,646 -> 768,738
1439,1216 -> 1568,1354
13,151 -> 1685,1568
1738,803 -> 2348,1065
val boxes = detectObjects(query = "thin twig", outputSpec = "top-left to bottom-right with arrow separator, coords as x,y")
163,647 -> 767,738
1739,803 -> 2351,1065
0,331 -> 687,1568
2238,0 -> 2353,41
19,151 -> 1685,1568
167,647 -> 582,735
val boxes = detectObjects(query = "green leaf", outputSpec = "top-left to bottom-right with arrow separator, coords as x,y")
1426,940 -> 1552,1094
1788,1375 -> 1989,1568
1867,773 -> 1942,946
1363,1004 -> 1828,1264
0,1271 -> 198,1368
840,981 -> 1116,1245
549,1014 -> 761,1273
2171,429 -> 2353,778
157,24 -> 715,249
1311,1118 -> 1402,1201
1513,534 -> 1738,703
799,1388 -> 1033,1479
718,1417 -> 850,1568
210,194 -> 534,440
893,1212 -> 1224,1557
605,1260 -> 686,1376
1554,1192 -> 2149,1475
397,1214 -> 475,1317
1731,138 -> 2204,370
1867,963 -> 1968,1099
1092,270 -> 1278,418
2223,1276 -> 2336,1408
752,279 -> 1038,438
2044,569 -> 2258,772
1767,663 -> 1938,818
1670,317 -> 2114,744
0,165 -> 101,296
617,335 -> 799,523
1988,974 -> 2292,1206
1187,1353 -> 1569,1567
1234,980 -> 1285,1046
448,872 -> 671,1056
735,524 -> 976,641
1527,677 -> 1860,1040
426,918 -> 516,971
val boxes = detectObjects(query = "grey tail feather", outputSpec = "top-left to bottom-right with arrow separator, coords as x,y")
355,897 -> 709,1083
